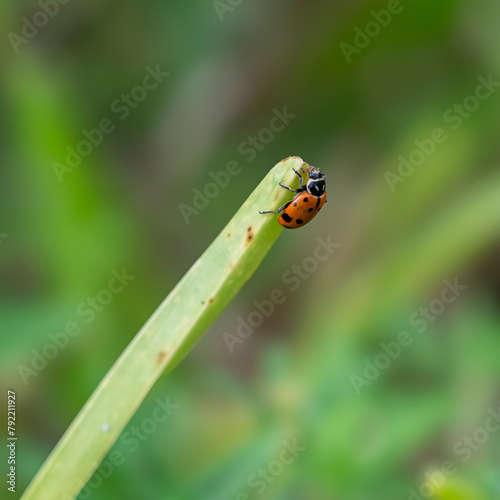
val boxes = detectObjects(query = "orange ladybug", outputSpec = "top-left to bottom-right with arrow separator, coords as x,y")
260,164 -> 327,229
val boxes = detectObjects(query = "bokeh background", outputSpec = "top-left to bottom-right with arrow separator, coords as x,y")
2,0 -> 500,499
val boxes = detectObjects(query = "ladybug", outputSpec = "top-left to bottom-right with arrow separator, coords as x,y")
260,164 -> 327,229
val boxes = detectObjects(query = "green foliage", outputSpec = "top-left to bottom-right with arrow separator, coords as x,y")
3,1 -> 500,499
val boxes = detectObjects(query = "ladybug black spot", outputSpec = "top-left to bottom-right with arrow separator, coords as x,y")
303,197 -> 309,202
293,202 -> 297,207
308,208 -> 313,212
296,219 -> 304,225
282,213 -> 293,223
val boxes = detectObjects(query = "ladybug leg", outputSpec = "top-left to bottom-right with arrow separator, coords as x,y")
279,169 -> 305,193
278,182 -> 302,194
260,201 -> 291,215
292,168 -> 304,189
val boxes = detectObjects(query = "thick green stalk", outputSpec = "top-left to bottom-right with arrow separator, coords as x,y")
21,156 -> 307,500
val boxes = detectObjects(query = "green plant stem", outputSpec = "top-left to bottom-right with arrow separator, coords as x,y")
21,156 -> 307,500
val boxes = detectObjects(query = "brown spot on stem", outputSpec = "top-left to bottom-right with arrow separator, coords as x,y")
209,297 -> 214,304
245,225 -> 255,245
157,351 -> 168,364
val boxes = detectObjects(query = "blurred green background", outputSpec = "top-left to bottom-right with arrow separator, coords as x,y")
2,0 -> 500,499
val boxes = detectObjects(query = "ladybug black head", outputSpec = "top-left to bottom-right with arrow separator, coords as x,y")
306,166 -> 326,196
